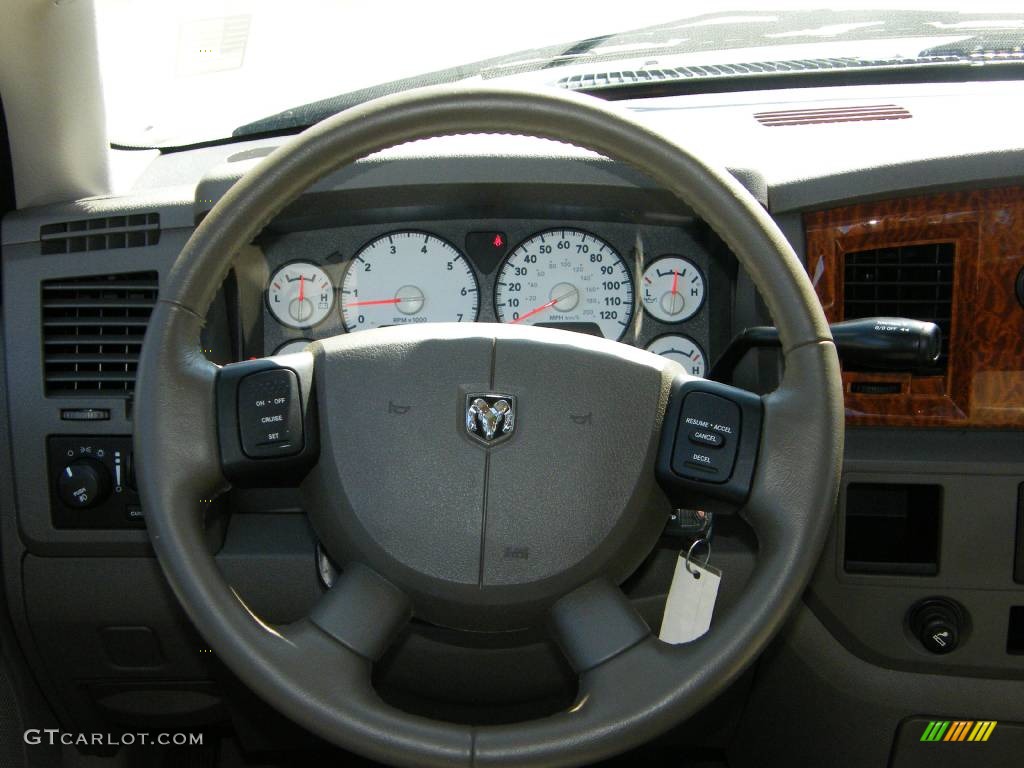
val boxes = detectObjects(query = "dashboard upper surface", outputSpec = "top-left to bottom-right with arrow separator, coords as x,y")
7,80 -> 1024,245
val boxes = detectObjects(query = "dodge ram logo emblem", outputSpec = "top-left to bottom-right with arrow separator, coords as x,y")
465,394 -> 516,445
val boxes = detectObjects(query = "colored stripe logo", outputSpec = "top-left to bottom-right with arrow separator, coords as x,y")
921,720 -> 997,742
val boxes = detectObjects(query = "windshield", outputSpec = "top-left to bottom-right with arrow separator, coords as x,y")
95,1 -> 1024,148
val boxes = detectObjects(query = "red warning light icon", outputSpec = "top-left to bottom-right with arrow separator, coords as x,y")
492,234 -> 504,248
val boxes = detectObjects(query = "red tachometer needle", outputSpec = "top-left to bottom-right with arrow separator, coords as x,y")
345,297 -> 403,308
511,287 -> 578,324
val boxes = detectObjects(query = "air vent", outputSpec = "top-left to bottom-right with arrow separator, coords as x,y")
42,272 -> 158,396
754,104 -> 911,127
844,243 -> 955,373
39,213 -> 160,255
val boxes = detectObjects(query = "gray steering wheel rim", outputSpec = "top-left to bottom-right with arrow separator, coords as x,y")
134,85 -> 843,767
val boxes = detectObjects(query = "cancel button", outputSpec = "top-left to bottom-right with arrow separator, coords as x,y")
689,430 -> 724,448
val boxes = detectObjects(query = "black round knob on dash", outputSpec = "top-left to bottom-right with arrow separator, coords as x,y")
910,598 -> 964,655
57,458 -> 111,509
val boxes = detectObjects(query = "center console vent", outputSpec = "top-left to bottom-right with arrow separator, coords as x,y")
42,272 -> 159,396
843,242 -> 955,373
40,213 -> 160,255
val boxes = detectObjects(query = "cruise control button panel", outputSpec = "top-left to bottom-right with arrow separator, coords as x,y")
238,369 -> 303,458
217,354 -> 319,486
657,377 -> 763,512
672,392 -> 740,482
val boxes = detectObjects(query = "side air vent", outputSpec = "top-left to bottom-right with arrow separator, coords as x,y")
42,272 -> 159,396
39,213 -> 160,255
754,104 -> 911,126
843,243 -> 955,373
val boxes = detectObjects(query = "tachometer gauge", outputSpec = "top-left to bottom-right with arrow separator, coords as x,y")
641,256 -> 705,323
646,335 -> 706,378
494,229 -> 634,340
340,232 -> 479,331
266,262 -> 335,329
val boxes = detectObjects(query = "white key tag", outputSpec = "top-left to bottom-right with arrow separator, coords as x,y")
659,539 -> 721,645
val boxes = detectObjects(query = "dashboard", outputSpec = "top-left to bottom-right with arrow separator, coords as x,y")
3,80 -> 1024,767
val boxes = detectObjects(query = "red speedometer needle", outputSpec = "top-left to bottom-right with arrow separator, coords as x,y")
511,287 -> 578,324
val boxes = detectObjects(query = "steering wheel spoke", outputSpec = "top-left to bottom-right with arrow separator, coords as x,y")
215,351 -> 320,487
308,562 -> 413,661
655,375 -> 764,515
740,340 -> 844,548
549,578 -> 650,674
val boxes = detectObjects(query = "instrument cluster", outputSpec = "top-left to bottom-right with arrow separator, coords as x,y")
259,221 -> 715,377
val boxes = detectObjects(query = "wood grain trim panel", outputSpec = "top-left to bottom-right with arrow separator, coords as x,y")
804,186 -> 1024,428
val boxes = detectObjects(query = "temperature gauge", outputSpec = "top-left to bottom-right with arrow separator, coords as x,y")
641,256 -> 705,323
267,262 -> 335,329
646,335 -> 706,378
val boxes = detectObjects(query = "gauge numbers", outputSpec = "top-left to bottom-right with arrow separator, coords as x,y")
641,256 -> 705,323
341,232 -> 479,332
267,262 -> 335,329
494,229 -> 634,341
646,335 -> 706,378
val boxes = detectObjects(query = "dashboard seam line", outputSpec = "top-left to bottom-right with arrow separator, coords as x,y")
477,337 -> 498,588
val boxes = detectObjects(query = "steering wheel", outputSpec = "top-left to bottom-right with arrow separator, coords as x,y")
135,85 -> 842,767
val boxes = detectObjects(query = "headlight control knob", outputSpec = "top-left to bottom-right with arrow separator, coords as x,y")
57,458 -> 111,509
910,598 -> 964,655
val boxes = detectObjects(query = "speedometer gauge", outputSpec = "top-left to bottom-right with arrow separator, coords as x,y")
340,232 -> 480,331
494,229 -> 634,341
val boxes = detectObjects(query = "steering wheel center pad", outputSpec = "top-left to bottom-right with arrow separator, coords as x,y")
306,322 -> 676,631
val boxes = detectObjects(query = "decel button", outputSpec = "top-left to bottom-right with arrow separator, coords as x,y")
672,392 -> 741,484
237,369 -> 303,459
684,450 -> 719,474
